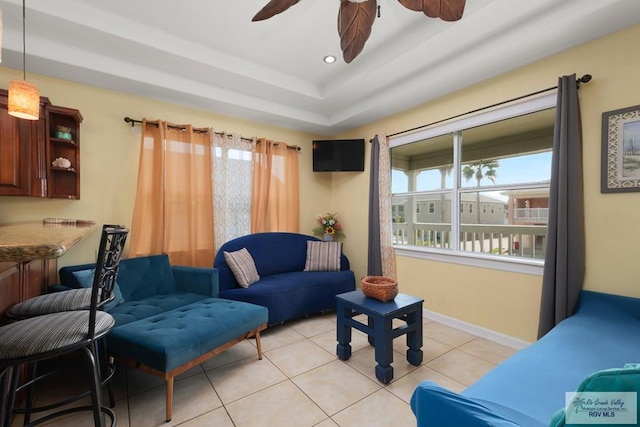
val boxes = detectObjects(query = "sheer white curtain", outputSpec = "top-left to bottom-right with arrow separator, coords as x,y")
368,134 -> 396,278
212,133 -> 255,251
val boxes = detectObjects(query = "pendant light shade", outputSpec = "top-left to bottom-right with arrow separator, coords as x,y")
0,9 -> 4,63
8,79 -> 39,120
8,0 -> 40,120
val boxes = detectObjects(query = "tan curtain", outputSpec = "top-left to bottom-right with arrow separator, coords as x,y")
129,119 -> 215,267
251,138 -> 299,233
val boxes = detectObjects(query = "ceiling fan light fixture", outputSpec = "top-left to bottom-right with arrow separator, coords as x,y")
323,55 -> 337,64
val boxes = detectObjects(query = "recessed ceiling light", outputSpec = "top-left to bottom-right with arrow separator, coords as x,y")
323,55 -> 336,64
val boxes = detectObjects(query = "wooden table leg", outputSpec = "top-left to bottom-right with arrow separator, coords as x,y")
374,315 -> 394,384
336,300 -> 352,360
406,305 -> 423,366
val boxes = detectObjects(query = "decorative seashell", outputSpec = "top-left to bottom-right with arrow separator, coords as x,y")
52,157 -> 72,168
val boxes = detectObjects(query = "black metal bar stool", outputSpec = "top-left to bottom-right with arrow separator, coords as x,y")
0,225 -> 128,427
5,224 -> 126,419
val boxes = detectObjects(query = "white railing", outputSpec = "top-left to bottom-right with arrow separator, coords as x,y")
513,208 -> 549,222
392,222 -> 547,259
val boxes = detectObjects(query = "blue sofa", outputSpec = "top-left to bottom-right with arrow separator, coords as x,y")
411,291 -> 640,426
59,254 -> 268,422
213,232 -> 356,325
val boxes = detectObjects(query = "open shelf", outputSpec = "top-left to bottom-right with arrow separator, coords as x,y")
51,167 -> 77,173
50,137 -> 77,147
47,106 -> 83,199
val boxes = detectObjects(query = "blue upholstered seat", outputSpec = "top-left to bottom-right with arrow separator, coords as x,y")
107,292 -> 209,326
59,253 -> 268,422
411,291 -> 640,426
107,298 -> 268,372
214,232 -> 356,324
59,254 -> 219,326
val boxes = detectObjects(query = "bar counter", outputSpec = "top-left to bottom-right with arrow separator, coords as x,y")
0,221 -> 97,262
0,221 -> 97,318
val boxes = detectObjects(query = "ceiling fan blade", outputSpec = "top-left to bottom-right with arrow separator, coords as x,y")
439,0 -> 465,21
252,0 -> 301,22
397,0 -> 423,12
398,0 -> 465,21
338,0 -> 377,63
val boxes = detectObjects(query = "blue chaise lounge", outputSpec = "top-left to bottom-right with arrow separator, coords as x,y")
59,254 -> 268,422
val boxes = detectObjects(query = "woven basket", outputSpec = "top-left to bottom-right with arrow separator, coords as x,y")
361,276 -> 398,302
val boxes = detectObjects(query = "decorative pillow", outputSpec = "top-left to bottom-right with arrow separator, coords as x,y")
73,268 -> 125,311
223,248 -> 260,288
304,241 -> 342,272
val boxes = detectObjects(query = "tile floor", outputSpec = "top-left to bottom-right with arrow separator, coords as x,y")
16,313 -> 517,427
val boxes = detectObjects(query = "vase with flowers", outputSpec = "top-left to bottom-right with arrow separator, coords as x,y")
312,212 -> 346,241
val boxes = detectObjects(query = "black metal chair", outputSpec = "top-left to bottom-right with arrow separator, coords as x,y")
0,225 -> 128,427
6,224 -> 126,417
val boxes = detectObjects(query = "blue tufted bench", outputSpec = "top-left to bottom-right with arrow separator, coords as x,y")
59,254 -> 268,422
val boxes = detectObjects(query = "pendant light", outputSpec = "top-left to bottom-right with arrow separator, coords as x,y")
8,0 -> 39,120
0,9 -> 3,63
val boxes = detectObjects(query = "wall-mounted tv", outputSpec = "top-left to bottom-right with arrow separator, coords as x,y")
312,139 -> 365,172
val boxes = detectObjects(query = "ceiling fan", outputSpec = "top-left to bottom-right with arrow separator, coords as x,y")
252,0 -> 466,63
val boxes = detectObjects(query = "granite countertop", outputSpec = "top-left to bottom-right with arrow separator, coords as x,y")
0,221 -> 98,262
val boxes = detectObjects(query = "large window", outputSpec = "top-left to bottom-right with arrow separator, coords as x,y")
391,98 -> 555,268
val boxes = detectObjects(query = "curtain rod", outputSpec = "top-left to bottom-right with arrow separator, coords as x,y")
387,74 -> 592,139
124,116 -> 249,140
123,117 -> 301,151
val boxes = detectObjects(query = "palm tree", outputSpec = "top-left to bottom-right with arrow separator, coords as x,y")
462,160 -> 499,224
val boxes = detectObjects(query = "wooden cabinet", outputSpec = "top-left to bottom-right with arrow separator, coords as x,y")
0,259 -> 56,321
47,106 -> 83,199
0,92 -> 48,197
0,89 -> 83,199
0,262 -> 20,320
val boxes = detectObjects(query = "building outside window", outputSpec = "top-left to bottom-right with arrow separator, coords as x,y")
390,98 -> 555,265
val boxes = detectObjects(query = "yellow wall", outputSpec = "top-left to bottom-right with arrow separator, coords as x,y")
0,68 -> 331,267
2,24 -> 639,342
333,24 -> 640,342
396,257 -> 542,340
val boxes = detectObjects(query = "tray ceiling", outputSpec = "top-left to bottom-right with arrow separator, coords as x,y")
0,0 -> 638,135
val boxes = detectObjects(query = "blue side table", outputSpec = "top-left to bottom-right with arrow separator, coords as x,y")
336,290 -> 424,384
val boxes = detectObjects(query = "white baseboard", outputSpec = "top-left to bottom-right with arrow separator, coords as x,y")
422,309 -> 532,350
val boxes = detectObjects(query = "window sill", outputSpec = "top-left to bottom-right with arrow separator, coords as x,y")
393,246 -> 544,276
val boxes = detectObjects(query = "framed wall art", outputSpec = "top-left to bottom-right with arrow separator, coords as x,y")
601,104 -> 640,193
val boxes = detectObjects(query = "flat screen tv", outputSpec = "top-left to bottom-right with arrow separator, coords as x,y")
312,139 -> 365,172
